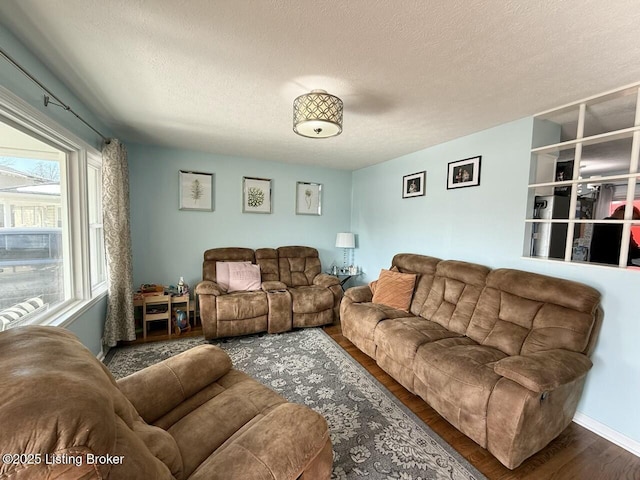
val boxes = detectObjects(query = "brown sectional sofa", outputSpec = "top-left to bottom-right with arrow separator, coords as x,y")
341,253 -> 603,469
196,246 -> 342,340
0,326 -> 333,479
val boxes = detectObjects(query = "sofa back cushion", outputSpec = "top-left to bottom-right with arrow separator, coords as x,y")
203,248 -> 255,282
277,246 -> 321,287
466,269 -> 601,356
0,326 -> 180,479
419,260 -> 490,334
256,248 -> 280,282
391,253 -> 441,316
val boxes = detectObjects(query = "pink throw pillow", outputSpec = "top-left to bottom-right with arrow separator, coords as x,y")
227,263 -> 262,292
216,261 -> 251,290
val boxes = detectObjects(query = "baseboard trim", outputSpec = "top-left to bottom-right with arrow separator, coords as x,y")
96,349 -> 105,362
573,412 -> 640,457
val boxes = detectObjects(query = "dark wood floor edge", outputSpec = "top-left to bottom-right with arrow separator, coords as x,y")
571,412 -> 640,459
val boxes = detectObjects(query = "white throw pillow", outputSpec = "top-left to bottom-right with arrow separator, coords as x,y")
216,261 -> 251,290
227,263 -> 262,292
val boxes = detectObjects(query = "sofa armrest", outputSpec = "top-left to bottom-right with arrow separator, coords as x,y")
117,344 -> 232,424
313,273 -> 340,287
493,349 -> 593,393
195,280 -> 225,296
344,285 -> 373,303
262,281 -> 288,292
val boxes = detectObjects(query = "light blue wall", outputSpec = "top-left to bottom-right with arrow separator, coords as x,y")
0,24 -> 109,354
352,117 -> 640,445
0,24 -> 108,150
128,143 -> 353,290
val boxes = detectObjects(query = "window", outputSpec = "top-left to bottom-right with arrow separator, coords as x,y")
87,156 -> 106,289
525,83 -> 640,269
0,90 -> 105,330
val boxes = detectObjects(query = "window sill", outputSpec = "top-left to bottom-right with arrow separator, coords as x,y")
43,289 -> 108,329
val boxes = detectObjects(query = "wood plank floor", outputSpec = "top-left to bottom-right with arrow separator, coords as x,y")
122,324 -> 640,479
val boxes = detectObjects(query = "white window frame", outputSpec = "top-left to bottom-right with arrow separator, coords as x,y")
87,152 -> 106,293
0,85 -> 107,327
525,82 -> 640,269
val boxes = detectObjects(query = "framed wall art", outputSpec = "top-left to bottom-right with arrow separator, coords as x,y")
179,170 -> 214,211
447,156 -> 481,189
296,181 -> 322,215
243,177 -> 272,213
402,171 -> 426,198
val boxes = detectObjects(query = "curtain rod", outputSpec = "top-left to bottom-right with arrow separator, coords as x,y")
0,46 -> 109,143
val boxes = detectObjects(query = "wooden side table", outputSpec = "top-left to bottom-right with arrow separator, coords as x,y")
142,294 -> 172,339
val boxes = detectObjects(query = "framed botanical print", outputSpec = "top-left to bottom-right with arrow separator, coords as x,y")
179,170 -> 213,211
296,181 -> 322,215
243,177 -> 272,213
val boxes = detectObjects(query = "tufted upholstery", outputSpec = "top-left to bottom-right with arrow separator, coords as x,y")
277,247 -> 343,328
419,260 -> 490,334
277,246 -> 322,286
374,260 -> 489,393
391,253 -> 440,316
196,246 -> 341,339
341,253 -> 602,470
466,269 -> 600,356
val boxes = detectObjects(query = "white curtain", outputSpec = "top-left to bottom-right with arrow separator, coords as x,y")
102,139 -> 135,347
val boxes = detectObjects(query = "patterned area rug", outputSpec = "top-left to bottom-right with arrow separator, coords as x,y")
105,329 -> 486,480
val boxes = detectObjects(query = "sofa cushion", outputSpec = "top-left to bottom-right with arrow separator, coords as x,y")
277,246 -> 322,286
216,291 -> 269,320
371,269 -> 417,312
227,263 -> 261,292
374,317 -> 462,392
466,269 -> 601,356
290,285 -> 333,313
186,403 -> 330,480
167,369 -> 287,478
391,253 -> 441,315
375,317 -> 462,368
255,248 -> 280,282
414,336 -> 507,446
419,260 -> 489,334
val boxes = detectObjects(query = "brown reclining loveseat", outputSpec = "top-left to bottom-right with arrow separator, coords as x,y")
195,246 -> 342,340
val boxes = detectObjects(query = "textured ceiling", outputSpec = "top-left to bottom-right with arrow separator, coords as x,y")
1,0 -> 640,170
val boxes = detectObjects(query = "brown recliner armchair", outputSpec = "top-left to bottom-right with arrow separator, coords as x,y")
195,246 -> 341,340
0,326 -> 333,479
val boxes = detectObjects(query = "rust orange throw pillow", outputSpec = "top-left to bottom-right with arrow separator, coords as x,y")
371,268 -> 417,312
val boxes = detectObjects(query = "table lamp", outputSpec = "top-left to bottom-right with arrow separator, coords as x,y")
335,232 -> 355,271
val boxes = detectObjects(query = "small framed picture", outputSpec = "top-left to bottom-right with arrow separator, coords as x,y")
402,171 -> 426,198
243,177 -> 272,213
447,156 -> 482,189
179,170 -> 214,211
296,181 -> 322,215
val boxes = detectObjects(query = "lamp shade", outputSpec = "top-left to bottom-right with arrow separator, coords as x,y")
335,232 -> 355,248
293,89 -> 343,138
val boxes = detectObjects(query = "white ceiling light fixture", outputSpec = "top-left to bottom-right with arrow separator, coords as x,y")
293,89 -> 343,138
